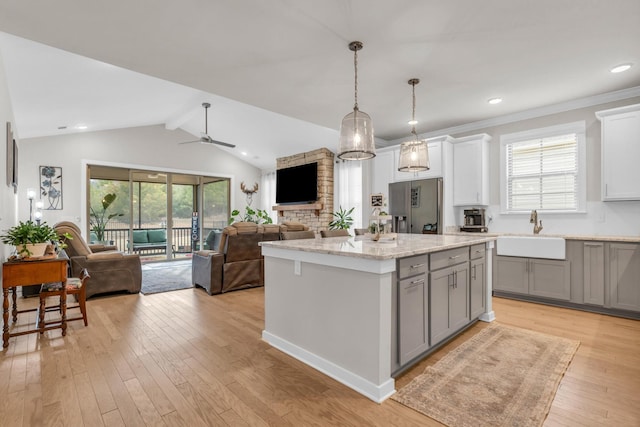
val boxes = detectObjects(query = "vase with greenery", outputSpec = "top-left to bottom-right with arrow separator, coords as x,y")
0,220 -> 67,258
90,193 -> 124,242
228,206 -> 273,225
329,206 -> 354,230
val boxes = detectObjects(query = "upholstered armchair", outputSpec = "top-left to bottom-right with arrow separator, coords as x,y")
53,221 -> 142,298
192,222 -> 283,294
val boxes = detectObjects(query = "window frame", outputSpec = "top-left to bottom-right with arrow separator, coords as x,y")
499,121 -> 586,214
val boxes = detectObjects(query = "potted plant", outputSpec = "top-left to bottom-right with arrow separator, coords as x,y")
90,193 -> 124,243
0,220 -> 65,258
228,206 -> 273,224
329,206 -> 354,230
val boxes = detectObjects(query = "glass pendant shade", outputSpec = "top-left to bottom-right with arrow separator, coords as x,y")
398,139 -> 429,172
398,78 -> 429,172
338,107 -> 376,160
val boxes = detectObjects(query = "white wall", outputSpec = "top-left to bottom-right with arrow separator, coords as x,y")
17,124 -> 262,232
0,50 -> 17,262
452,97 -> 640,237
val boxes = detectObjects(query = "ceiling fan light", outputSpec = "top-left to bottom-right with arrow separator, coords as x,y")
338,108 -> 376,160
398,139 -> 429,172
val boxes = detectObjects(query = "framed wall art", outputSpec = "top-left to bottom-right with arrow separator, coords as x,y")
6,122 -> 13,187
39,165 -> 63,210
411,186 -> 420,208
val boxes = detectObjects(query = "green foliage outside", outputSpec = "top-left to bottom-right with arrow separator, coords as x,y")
89,178 -> 230,228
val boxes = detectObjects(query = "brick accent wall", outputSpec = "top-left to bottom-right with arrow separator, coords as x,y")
275,148 -> 334,232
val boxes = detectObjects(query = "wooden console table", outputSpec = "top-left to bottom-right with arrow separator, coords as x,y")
2,255 -> 68,348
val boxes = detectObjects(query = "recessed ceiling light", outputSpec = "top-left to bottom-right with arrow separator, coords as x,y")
407,119 -> 418,125
488,98 -> 502,105
241,151 -> 247,156
75,124 -> 88,130
610,63 -> 632,73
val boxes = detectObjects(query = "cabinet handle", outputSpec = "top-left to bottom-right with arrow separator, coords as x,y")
410,263 -> 425,269
584,243 -> 603,247
449,255 -> 460,260
454,270 -> 458,289
410,278 -> 425,285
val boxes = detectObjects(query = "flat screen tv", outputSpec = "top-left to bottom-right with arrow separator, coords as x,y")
276,162 -> 318,204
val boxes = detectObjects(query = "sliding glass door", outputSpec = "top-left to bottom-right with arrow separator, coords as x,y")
87,165 -> 230,262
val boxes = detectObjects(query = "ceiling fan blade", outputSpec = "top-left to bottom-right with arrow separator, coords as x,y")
205,138 -> 236,148
178,103 -> 235,148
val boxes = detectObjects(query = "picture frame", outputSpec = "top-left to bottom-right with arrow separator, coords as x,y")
6,122 -> 13,187
12,139 -> 18,193
370,193 -> 383,208
39,165 -> 63,210
411,187 -> 420,208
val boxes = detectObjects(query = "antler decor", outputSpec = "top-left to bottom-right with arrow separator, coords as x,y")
240,182 -> 259,206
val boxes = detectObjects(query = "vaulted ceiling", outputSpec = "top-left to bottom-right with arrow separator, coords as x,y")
1,1 -> 639,170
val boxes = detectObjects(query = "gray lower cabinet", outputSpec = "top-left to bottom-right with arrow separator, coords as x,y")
398,273 -> 429,365
529,258 -> 571,300
430,262 -> 470,346
609,243 -> 640,312
494,255 -> 570,300
396,254 -> 429,366
470,257 -> 486,319
583,242 -> 605,306
494,256 -> 528,293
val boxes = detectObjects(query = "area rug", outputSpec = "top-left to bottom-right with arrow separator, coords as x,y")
141,259 -> 193,294
392,323 -> 580,427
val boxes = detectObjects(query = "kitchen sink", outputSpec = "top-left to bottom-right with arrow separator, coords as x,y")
496,235 -> 566,260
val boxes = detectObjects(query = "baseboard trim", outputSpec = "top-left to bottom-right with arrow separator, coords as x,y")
262,330 -> 396,403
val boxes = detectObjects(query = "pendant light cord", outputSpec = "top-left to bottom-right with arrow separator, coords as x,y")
353,47 -> 359,111
411,80 -> 417,138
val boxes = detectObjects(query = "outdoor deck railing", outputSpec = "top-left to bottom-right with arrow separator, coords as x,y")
99,227 -> 201,254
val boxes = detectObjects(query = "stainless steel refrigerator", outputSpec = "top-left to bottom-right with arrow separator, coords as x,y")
389,178 -> 443,234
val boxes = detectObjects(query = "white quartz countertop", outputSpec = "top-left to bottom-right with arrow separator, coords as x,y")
260,234 -> 496,261
450,231 -> 640,243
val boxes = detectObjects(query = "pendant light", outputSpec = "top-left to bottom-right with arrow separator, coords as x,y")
338,41 -> 376,160
398,78 -> 429,172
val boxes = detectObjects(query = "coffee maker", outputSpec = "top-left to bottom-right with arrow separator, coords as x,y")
461,208 -> 488,232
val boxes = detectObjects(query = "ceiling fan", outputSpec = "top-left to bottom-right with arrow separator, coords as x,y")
179,102 -> 236,148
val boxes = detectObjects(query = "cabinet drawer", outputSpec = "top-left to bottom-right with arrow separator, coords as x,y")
470,244 -> 486,260
398,254 -> 429,279
430,247 -> 469,271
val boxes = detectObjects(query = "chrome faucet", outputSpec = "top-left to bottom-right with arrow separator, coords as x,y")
530,210 -> 543,234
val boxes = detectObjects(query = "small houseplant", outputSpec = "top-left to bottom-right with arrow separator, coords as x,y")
228,206 -> 273,224
90,193 -> 124,242
329,206 -> 354,230
0,220 -> 64,258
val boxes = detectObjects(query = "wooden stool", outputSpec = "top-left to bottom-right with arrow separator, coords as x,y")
38,269 -> 90,333
65,269 -> 90,326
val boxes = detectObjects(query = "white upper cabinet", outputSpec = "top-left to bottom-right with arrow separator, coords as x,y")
452,133 -> 491,206
596,103 -> 640,201
371,148 -> 395,196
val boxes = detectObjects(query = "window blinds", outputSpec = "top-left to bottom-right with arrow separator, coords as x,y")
506,133 -> 578,211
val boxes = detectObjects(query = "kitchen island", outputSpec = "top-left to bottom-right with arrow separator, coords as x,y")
260,233 -> 496,402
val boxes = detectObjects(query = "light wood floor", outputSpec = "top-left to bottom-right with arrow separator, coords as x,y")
1,289 -> 638,426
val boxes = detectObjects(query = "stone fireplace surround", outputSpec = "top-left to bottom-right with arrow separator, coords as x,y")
274,148 -> 334,232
